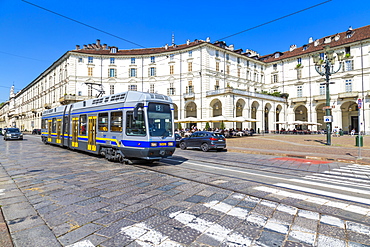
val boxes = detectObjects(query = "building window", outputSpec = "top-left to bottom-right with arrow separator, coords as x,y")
110,47 -> 117,53
215,80 -> 220,90
273,64 -> 277,70
188,50 -> 192,57
109,68 -> 116,78
151,56 -> 155,63
297,86 -> 303,97
170,65 -> 174,75
237,57 -> 240,64
110,85 -> 115,95
150,84 -> 155,93
272,74 -> 278,83
226,54 -> 229,60
345,47 -> 351,56
319,53 -> 325,60
320,85 -> 325,95
297,57 -> 302,64
110,57 -> 115,64
188,62 -> 192,72
345,79 -> 352,92
237,68 -> 240,78
88,67 -> 93,77
216,50 -> 219,57
226,65 -> 230,75
167,83 -> 175,95
88,85 -> 92,97
186,81 -> 193,94
78,58 -> 83,63
149,67 -> 156,77
170,54 -> 174,61
344,60 -> 354,71
131,57 -> 135,64
88,56 -> 93,63
247,61 -> 249,67
130,68 -> 137,77
216,62 -> 220,72
128,84 -> 137,91
297,69 -> 302,80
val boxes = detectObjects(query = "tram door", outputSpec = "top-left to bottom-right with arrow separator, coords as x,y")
71,117 -> 79,147
56,119 -> 62,144
47,120 -> 52,142
88,116 -> 97,151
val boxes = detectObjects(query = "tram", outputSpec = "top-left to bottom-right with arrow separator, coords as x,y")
41,91 -> 176,163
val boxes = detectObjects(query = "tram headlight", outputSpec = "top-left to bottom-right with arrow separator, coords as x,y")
150,142 -> 158,147
168,142 -> 174,146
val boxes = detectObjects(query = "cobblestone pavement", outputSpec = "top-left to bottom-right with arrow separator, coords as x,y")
0,135 -> 370,247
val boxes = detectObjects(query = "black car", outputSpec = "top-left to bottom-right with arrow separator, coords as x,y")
175,133 -> 182,147
179,131 -> 226,152
4,128 -> 23,141
32,129 -> 41,135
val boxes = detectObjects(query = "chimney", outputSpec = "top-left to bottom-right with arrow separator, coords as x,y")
186,39 -> 190,45
96,39 -> 101,47
165,44 -> 168,50
75,45 -> 80,50
206,37 -> 210,43
103,44 -> 107,50
289,44 -> 297,51
83,45 -> 87,49
308,37 -> 313,43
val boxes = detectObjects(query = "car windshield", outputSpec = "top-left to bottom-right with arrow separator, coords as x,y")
147,103 -> 173,137
7,128 -> 20,133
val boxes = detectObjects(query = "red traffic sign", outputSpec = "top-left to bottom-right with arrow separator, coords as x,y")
357,98 -> 362,109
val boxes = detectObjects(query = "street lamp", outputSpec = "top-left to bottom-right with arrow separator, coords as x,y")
312,46 -> 344,145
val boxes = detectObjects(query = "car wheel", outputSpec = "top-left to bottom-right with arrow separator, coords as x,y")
180,142 -> 187,150
201,143 -> 209,152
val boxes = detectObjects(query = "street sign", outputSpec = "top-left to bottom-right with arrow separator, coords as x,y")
357,98 -> 362,109
322,106 -> 332,110
324,116 -> 332,123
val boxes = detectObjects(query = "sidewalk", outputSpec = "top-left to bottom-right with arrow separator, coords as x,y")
226,134 -> 370,165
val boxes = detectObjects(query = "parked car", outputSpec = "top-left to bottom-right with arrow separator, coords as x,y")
179,131 -> 226,152
4,128 -> 23,141
175,133 -> 182,147
32,129 -> 41,135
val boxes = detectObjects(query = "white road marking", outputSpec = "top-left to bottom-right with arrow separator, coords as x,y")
254,186 -> 370,216
65,240 -> 94,247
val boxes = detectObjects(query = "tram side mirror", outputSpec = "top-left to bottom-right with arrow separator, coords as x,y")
133,103 -> 144,120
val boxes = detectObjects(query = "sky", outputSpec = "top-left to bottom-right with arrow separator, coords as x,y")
0,0 -> 370,103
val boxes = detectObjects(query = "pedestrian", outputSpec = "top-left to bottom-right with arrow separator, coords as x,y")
351,128 -> 355,136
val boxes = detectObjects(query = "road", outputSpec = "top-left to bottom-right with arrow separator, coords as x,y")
0,135 -> 369,246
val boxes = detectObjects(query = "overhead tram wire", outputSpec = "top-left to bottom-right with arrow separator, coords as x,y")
217,0 -> 332,41
21,0 -> 146,49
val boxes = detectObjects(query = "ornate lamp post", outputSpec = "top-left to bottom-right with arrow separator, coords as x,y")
312,46 -> 344,145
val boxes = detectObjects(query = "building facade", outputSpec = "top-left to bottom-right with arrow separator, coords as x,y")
1,25 -> 369,134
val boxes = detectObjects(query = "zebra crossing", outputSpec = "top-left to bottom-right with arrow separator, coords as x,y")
254,163 -> 370,217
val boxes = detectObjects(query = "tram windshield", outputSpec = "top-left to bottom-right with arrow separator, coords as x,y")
147,103 -> 173,137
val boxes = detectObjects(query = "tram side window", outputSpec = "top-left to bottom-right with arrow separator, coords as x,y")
41,119 -> 47,129
126,111 -> 146,136
52,118 -> 56,133
63,116 -> 68,134
79,114 -> 87,135
111,111 -> 122,132
98,113 -> 109,132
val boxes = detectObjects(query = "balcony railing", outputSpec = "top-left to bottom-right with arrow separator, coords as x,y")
338,91 -> 358,99
183,93 -> 195,99
206,88 -> 286,102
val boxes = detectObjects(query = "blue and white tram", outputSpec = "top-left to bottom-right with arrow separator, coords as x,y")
41,91 -> 176,163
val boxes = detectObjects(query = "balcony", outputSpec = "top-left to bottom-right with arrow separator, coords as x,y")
59,95 -> 93,105
183,93 -> 195,100
206,88 -> 286,102
338,91 -> 358,99
44,103 -> 52,109
291,97 -> 307,103
313,95 -> 326,101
